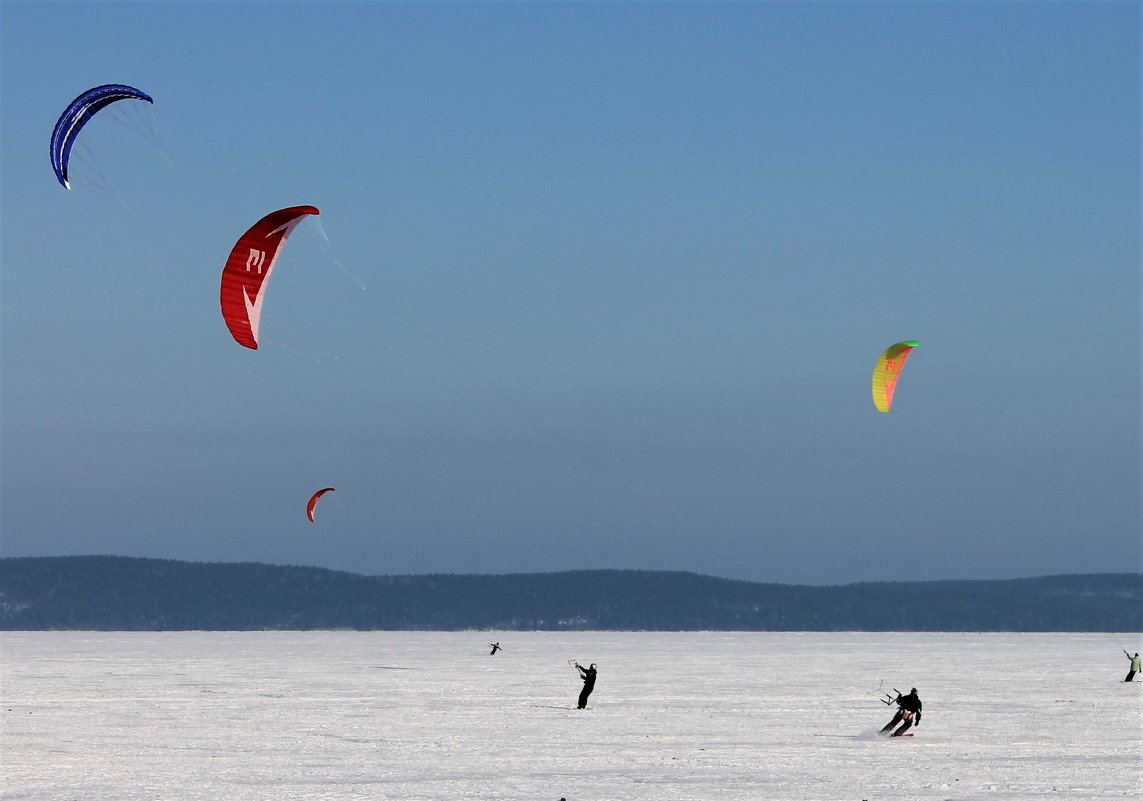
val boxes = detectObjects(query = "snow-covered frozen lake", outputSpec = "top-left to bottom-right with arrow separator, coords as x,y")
1,632 -> 1139,800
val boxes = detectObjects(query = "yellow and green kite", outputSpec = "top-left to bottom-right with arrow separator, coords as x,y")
872,340 -> 918,413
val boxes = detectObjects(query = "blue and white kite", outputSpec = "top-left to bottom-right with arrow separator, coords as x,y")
50,84 -> 153,190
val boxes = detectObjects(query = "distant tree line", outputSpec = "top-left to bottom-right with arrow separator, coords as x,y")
0,556 -> 1139,632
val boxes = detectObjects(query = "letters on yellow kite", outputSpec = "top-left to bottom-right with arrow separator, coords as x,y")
872,341 -> 918,413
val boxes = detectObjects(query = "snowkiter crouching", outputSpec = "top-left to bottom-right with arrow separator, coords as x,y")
1125,652 -> 1140,682
881,688 -> 922,736
576,663 -> 597,709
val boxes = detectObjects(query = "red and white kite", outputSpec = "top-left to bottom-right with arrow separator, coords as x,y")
219,205 -> 320,349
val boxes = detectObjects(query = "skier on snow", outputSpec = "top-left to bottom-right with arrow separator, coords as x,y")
1124,650 -> 1140,682
575,662 -> 597,709
881,688 -> 922,736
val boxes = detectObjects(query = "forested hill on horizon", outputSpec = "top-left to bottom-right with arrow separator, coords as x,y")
0,556 -> 1139,632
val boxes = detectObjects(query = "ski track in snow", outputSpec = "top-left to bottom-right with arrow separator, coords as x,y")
1,631 -> 1140,800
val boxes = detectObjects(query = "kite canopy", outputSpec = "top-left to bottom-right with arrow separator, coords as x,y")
306,487 -> 336,522
871,340 -> 918,413
219,205 -> 320,349
50,84 -> 153,190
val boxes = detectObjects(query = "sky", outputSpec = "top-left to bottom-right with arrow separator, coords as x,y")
1,1 -> 1139,585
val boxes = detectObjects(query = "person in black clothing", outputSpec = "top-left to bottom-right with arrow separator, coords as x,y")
881,688 -> 922,736
489,642 -> 501,655
575,662 -> 597,709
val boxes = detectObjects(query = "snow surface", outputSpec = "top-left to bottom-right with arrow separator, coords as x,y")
1,631 -> 1140,800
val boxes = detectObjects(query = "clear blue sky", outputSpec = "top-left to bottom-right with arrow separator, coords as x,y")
2,1 -> 1138,584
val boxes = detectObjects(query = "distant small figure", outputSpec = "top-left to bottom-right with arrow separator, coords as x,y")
1124,650 -> 1140,682
881,687 -> 922,736
489,642 -> 501,655
575,662 -> 597,709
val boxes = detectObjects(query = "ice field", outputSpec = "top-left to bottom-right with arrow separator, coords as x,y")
2,631 -> 1140,800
